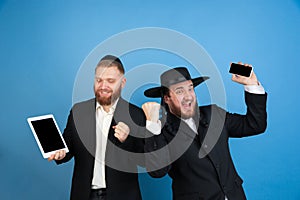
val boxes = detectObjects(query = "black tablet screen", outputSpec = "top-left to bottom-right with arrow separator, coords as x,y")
31,118 -> 65,153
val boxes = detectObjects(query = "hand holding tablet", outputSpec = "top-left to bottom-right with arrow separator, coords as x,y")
47,149 -> 66,161
27,114 -> 69,159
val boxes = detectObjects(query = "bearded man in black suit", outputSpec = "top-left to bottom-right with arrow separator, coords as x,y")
49,55 -> 145,200
142,64 -> 267,200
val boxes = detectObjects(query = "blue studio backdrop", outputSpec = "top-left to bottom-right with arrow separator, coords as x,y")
0,0 -> 300,199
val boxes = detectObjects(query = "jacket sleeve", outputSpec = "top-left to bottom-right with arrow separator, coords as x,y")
56,110 -> 75,164
225,91 -> 267,138
144,129 -> 172,178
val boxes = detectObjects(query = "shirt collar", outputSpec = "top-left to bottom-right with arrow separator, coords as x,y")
96,98 -> 119,114
182,117 -> 197,133
183,117 -> 194,124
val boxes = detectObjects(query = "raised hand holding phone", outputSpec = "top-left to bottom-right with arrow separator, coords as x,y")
230,62 -> 259,86
229,62 -> 253,77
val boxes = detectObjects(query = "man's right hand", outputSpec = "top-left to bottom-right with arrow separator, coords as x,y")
142,102 -> 161,122
48,150 -> 66,161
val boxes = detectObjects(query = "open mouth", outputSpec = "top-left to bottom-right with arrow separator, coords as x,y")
98,89 -> 112,96
182,102 -> 192,109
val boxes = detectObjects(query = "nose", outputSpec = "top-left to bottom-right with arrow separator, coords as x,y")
183,91 -> 193,101
98,80 -> 108,89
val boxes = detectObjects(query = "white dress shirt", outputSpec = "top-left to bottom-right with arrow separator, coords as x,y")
91,99 -> 119,189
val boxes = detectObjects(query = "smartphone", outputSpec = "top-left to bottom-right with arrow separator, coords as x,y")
229,63 -> 253,77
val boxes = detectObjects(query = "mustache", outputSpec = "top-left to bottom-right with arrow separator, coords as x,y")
97,88 -> 113,93
181,100 -> 193,105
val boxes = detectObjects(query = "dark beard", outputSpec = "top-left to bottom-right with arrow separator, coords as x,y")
178,108 -> 196,119
169,102 -> 198,119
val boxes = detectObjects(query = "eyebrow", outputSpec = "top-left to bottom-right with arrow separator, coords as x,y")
95,76 -> 116,79
174,83 -> 193,90
174,86 -> 184,91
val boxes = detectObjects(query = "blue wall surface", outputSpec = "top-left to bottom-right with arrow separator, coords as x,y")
0,0 -> 299,199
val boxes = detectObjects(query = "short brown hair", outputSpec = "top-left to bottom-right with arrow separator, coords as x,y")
96,55 -> 125,74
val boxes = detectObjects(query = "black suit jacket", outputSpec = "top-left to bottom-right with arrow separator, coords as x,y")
57,98 -> 146,200
145,92 -> 267,200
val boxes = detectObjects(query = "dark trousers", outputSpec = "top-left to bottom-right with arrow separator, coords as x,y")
89,189 -> 107,200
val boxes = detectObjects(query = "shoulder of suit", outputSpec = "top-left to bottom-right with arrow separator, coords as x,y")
72,98 -> 95,109
199,104 -> 226,115
117,98 -> 143,111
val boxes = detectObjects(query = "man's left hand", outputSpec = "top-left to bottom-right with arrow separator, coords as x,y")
113,122 -> 130,143
231,62 -> 259,86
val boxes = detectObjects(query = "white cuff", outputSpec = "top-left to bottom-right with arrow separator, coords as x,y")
146,120 -> 162,135
244,82 -> 265,94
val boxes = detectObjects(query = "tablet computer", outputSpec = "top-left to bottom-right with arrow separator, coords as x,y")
27,114 -> 69,158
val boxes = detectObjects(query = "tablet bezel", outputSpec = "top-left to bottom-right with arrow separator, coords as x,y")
27,114 -> 69,159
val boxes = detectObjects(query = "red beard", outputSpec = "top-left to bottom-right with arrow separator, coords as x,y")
95,87 -> 121,106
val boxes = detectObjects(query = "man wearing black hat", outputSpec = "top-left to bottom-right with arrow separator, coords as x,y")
48,55 -> 145,200
142,64 -> 267,200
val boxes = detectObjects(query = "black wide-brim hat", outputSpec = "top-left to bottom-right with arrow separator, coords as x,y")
144,67 -> 209,98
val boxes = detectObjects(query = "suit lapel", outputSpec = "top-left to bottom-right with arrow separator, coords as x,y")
107,98 -> 126,144
166,112 -> 197,139
197,105 -> 226,159
72,98 -> 97,156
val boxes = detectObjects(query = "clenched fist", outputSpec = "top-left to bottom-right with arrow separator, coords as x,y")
142,102 -> 161,122
113,122 -> 130,143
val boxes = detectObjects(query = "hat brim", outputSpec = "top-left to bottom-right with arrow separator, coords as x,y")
144,76 -> 209,98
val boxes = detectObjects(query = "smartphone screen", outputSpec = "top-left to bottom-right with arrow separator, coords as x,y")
229,63 -> 252,77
